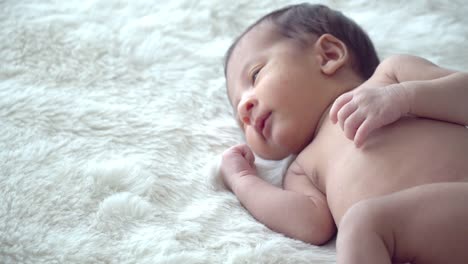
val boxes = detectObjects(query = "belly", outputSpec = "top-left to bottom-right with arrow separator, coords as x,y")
322,117 -> 468,224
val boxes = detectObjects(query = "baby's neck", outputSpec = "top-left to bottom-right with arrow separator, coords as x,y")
313,71 -> 365,139
313,105 -> 333,138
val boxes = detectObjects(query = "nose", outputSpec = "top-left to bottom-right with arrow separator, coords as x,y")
237,96 -> 257,126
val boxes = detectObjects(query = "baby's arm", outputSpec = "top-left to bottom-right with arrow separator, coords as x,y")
330,54 -> 468,147
389,54 -> 468,125
221,144 -> 335,245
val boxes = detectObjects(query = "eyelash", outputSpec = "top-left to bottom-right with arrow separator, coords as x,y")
251,67 -> 261,84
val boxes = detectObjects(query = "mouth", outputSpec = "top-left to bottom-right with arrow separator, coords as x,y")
254,111 -> 271,139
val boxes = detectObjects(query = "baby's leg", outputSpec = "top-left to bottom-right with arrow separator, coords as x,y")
336,182 -> 468,264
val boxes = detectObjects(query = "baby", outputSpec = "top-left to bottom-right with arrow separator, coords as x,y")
220,3 -> 468,264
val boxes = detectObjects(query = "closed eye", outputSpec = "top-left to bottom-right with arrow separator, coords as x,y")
250,66 -> 262,84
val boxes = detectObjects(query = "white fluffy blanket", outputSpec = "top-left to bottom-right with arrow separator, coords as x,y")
1,0 -> 467,263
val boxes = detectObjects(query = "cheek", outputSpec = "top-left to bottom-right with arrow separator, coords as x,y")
272,71 -> 314,104
261,77 -> 297,107
273,117 -> 315,154
272,121 -> 296,150
244,128 -> 264,153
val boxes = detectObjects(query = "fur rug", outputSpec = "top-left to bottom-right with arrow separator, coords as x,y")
1,0 -> 466,263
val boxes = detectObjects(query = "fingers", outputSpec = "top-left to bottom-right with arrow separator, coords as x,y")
227,144 -> 255,165
331,87 -> 402,147
354,120 -> 369,148
337,102 -> 358,131
330,92 -> 353,124
343,111 -> 365,142
354,118 -> 380,148
330,92 -> 359,133
330,91 -> 379,148
239,144 -> 255,167
336,105 -> 375,148
221,144 -> 257,185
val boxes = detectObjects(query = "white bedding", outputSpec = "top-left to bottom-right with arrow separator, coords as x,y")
1,0 -> 467,263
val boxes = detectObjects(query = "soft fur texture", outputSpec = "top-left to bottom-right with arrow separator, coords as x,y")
1,0 -> 466,263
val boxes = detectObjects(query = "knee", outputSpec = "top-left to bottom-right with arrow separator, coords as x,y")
341,199 -> 384,228
337,199 -> 385,245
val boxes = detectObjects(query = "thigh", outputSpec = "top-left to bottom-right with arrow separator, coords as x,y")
375,182 -> 468,264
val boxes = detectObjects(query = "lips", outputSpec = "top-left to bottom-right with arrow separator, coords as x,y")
254,111 -> 271,139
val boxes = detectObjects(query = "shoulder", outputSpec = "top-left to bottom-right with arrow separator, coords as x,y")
378,54 -> 430,73
372,54 -> 418,82
283,150 -> 325,197
284,159 -> 315,186
376,54 -> 455,82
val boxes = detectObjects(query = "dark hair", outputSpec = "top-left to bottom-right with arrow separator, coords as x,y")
224,3 -> 379,80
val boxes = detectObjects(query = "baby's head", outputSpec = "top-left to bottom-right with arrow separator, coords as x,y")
224,3 -> 379,160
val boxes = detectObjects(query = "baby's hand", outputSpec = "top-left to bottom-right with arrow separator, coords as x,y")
220,144 -> 257,192
329,83 -> 409,147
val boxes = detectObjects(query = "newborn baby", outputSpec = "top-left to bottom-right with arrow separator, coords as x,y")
220,3 -> 468,264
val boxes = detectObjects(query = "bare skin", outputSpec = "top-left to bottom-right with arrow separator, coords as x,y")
221,21 -> 468,263
289,108 -> 468,263
300,108 -> 468,222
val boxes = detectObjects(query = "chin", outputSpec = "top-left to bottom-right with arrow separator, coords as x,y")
254,145 -> 290,161
273,133 -> 311,158
260,151 -> 289,161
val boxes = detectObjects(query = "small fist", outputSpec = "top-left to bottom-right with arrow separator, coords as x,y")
329,84 -> 409,147
220,144 -> 257,191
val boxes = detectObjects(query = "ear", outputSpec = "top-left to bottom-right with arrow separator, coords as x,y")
314,34 -> 349,75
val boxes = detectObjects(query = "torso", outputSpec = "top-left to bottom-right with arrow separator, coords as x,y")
295,115 -> 468,225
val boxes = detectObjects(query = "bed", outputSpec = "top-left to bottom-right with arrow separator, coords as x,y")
1,0 -> 467,263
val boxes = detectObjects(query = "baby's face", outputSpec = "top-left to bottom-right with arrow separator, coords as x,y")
226,22 -> 331,160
